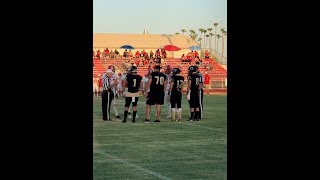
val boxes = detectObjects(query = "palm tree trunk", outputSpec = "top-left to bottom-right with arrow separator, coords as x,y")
214,28 -> 217,54
209,36 -> 212,55
203,33 -> 206,50
221,33 -> 224,64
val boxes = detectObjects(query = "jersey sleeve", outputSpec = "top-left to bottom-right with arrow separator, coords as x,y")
187,75 -> 192,81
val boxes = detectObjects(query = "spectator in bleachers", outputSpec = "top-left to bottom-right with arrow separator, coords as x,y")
190,51 -> 195,59
114,49 -> 120,58
96,49 -> 101,59
194,51 -> 199,59
104,48 -> 110,59
155,49 -> 161,58
128,50 -> 133,58
123,49 -> 128,59
204,50 -> 210,59
135,50 -> 140,58
186,52 -> 192,64
109,50 -> 115,59
135,59 -> 140,67
161,49 -> 167,59
144,51 -> 149,60
181,54 -> 186,62
150,50 -> 154,59
195,57 -> 200,67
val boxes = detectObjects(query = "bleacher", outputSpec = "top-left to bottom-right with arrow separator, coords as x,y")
93,57 -> 227,92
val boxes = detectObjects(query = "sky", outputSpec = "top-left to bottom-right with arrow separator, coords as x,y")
93,0 -> 227,56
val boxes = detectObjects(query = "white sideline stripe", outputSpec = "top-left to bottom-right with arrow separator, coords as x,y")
96,151 -> 171,180
180,122 -> 225,131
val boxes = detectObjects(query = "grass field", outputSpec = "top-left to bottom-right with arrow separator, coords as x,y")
93,94 -> 227,180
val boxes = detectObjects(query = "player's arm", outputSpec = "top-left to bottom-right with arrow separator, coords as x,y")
168,78 -> 174,95
124,79 -> 128,88
121,78 -> 125,90
187,76 -> 191,95
138,77 -> 143,91
163,75 -> 168,91
144,75 -> 152,93
108,81 -> 117,89
181,78 -> 185,92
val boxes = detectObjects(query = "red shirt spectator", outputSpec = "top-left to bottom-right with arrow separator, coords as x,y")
96,49 -> 101,59
194,51 -> 199,58
135,51 -> 140,58
204,72 -> 210,85
205,50 -> 210,58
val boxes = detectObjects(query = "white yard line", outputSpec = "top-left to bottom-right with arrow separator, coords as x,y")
95,150 -> 172,180
180,122 -> 225,131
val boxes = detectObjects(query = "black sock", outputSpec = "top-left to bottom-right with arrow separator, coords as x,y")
123,111 -> 128,121
132,111 -> 137,122
190,112 -> 194,118
195,111 -> 200,119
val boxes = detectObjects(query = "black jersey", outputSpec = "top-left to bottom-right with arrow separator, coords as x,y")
149,71 -> 167,92
126,74 -> 142,93
187,73 -> 202,91
171,75 -> 185,93
197,72 -> 204,89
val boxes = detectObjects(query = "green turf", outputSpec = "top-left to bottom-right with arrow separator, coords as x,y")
93,94 -> 227,180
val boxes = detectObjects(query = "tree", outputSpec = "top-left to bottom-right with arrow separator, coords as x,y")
189,30 -> 197,41
221,29 -> 227,63
216,34 -> 222,63
175,32 -> 180,35
203,30 -> 207,49
214,23 -> 219,52
181,29 -> 186,35
205,34 -> 210,50
209,32 -> 214,54
198,28 -> 204,48
197,38 -> 202,46
207,28 -> 213,53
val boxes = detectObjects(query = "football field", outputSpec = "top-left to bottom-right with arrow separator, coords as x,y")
93,94 -> 227,179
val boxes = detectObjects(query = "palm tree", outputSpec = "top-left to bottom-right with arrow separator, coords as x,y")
189,30 -> 197,41
205,34 -> 210,50
207,28 -> 213,53
181,29 -> 186,35
209,33 -> 214,54
221,29 -> 227,63
198,28 -> 204,48
203,30 -> 207,50
216,34 -> 222,64
197,38 -> 202,46
214,23 -> 219,53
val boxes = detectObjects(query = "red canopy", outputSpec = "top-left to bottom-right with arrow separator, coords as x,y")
162,45 -> 181,51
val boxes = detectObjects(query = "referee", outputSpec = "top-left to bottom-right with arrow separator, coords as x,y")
102,69 -> 118,121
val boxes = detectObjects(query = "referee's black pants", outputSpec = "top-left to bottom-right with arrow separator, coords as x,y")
102,90 -> 113,121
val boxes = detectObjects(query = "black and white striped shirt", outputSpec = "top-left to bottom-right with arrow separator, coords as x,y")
102,74 -> 111,91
